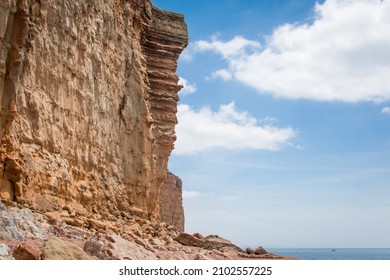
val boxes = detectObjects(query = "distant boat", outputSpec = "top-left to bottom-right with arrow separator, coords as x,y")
332,249 -> 336,252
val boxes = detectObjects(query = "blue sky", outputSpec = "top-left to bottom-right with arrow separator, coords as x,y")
152,0 -> 390,248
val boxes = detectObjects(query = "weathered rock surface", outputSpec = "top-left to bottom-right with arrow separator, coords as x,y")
175,232 -> 206,248
84,233 -> 156,260
193,232 -> 205,240
0,0 -> 187,225
13,239 -> 43,260
0,200 -> 45,240
0,243 -> 10,256
160,172 -> 184,231
42,237 -> 90,260
0,243 -> 14,260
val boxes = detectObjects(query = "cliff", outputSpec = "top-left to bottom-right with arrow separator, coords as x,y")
160,172 -> 184,231
0,0 -> 187,224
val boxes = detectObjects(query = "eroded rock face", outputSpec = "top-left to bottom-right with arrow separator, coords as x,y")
160,172 -> 184,231
0,0 -> 187,223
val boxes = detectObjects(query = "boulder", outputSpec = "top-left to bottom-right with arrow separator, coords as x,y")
255,246 -> 268,255
13,240 -> 43,260
87,219 -> 108,231
175,232 -> 206,248
41,237 -> 90,260
124,223 -> 142,237
246,247 -> 255,255
193,233 -> 205,240
84,234 -> 156,260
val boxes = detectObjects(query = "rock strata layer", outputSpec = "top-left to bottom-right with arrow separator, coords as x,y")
0,0 -> 187,224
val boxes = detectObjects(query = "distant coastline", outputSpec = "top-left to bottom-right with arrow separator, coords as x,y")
269,248 -> 390,260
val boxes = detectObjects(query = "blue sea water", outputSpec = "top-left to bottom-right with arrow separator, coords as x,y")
269,248 -> 390,260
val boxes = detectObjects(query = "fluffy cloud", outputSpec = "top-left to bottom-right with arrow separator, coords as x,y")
178,77 -> 197,95
193,0 -> 390,103
194,36 -> 261,59
211,69 -> 233,81
381,107 -> 390,114
174,102 -> 296,155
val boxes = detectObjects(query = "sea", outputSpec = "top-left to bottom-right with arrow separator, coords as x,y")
268,248 -> 390,260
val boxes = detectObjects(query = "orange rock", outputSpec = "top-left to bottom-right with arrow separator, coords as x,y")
0,179 -> 14,202
13,239 -> 44,260
87,219 -> 107,231
193,233 -> 205,240
124,223 -> 143,237
45,212 -> 62,225
64,217 -> 85,227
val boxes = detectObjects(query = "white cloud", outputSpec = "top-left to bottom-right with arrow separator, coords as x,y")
174,102 -> 296,155
183,191 -> 200,199
258,116 -> 278,125
194,36 -> 261,59
192,0 -> 390,103
211,69 -> 233,81
381,107 -> 390,114
178,77 -> 197,96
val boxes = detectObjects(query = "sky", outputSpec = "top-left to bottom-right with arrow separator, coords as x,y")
152,0 -> 390,249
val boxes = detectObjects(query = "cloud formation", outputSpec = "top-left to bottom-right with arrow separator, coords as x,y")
194,36 -> 261,59
211,69 -> 233,81
192,0 -> 390,103
174,102 -> 296,155
381,107 -> 390,114
178,77 -> 197,96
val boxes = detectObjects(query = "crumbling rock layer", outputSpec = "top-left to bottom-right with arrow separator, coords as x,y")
0,0 -> 187,224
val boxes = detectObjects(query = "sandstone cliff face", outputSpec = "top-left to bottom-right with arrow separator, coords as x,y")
0,0 -> 187,223
160,172 -> 184,231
